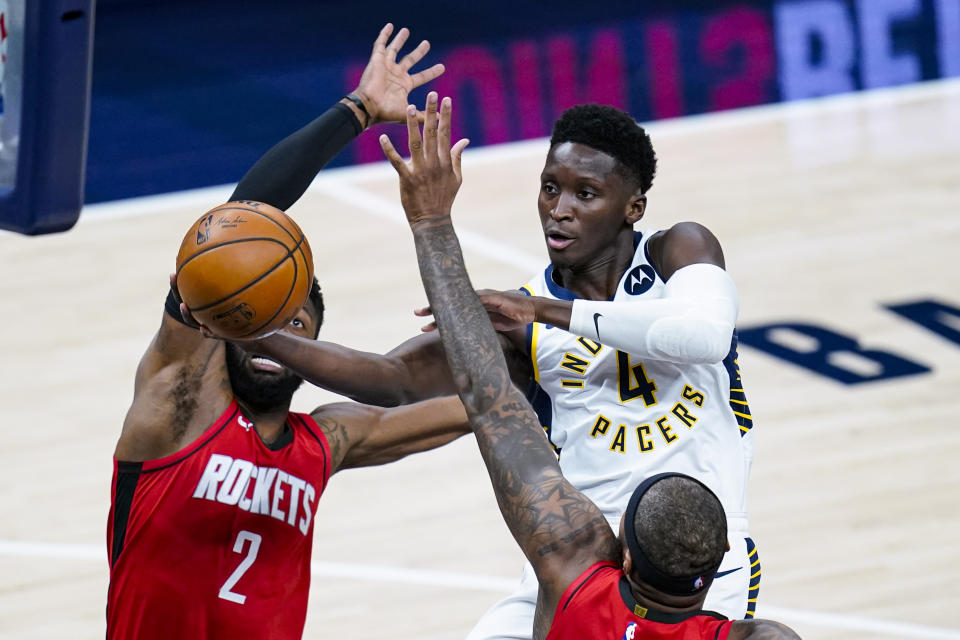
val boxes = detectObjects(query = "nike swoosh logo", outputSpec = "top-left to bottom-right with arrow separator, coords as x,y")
593,312 -> 603,337
714,567 -> 743,579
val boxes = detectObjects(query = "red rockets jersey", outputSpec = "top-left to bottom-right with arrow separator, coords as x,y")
547,563 -> 733,640
106,400 -> 332,640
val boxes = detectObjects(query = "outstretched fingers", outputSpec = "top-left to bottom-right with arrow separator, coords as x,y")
409,63 -> 445,90
451,137 -> 470,181
423,92 -> 439,163
405,104 -> 424,168
399,39 -> 430,72
379,133 -> 409,175
372,23 -> 394,54
386,26 -> 410,60
437,96 -> 453,168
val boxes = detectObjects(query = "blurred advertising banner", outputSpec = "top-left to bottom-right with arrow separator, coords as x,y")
341,0 -> 960,163
85,0 -> 959,202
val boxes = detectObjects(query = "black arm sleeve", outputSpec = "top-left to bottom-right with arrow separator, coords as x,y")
230,103 -> 363,211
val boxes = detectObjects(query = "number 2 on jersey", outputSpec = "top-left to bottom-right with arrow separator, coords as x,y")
219,530 -> 261,604
616,351 -> 658,406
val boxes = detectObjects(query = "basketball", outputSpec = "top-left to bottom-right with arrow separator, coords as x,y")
175,200 -> 314,340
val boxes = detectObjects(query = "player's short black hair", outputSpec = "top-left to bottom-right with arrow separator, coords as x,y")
550,104 -> 657,194
631,476 -> 727,579
307,277 -> 324,338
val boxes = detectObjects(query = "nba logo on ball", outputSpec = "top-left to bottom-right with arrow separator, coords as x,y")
176,201 -> 314,340
622,622 -> 637,639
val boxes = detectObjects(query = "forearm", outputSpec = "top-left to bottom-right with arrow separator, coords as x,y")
566,263 -> 739,364
230,102 -> 363,210
254,332 -> 410,406
254,331 -> 455,406
411,219 -> 575,552
411,218 -> 509,412
339,396 -> 470,469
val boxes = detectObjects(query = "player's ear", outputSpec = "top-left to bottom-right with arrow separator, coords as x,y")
622,544 -> 633,576
625,192 -> 646,225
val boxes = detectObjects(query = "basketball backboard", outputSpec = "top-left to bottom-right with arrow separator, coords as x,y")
0,0 -> 94,235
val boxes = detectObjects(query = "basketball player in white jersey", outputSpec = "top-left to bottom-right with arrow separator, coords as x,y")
243,103 -> 757,638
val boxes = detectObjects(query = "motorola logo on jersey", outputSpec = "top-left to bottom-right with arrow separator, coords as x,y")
624,265 -> 656,296
192,454 -> 316,535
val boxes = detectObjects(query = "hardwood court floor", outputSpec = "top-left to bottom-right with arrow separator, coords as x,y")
1,80 -> 959,639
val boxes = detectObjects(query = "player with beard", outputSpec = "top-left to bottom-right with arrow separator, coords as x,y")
105,25 -> 468,640
245,102 -> 757,637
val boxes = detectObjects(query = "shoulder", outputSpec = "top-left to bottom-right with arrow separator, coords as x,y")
545,562 -> 621,636
307,402 -> 375,469
649,222 -> 725,281
727,619 -> 802,640
559,561 -> 620,604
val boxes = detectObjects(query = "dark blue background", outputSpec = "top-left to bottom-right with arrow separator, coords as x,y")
87,0 -> 953,203
90,0 -> 692,202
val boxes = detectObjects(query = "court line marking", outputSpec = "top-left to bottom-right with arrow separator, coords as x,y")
4,81 -> 960,638
756,605 -> 960,640
307,179 -> 544,275
1,540 -> 958,639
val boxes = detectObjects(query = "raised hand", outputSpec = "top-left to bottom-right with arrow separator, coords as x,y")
170,272 -> 226,340
169,272 -> 202,330
379,92 -> 469,227
352,24 -> 446,126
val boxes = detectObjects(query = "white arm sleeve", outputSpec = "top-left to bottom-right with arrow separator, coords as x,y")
568,263 -> 739,364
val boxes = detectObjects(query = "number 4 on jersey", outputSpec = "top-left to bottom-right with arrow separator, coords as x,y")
617,351 -> 658,406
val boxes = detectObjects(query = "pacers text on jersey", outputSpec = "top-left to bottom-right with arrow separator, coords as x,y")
192,454 -> 316,535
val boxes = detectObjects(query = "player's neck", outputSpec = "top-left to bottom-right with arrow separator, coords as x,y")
237,400 -> 292,446
552,229 -> 636,300
626,576 -> 709,615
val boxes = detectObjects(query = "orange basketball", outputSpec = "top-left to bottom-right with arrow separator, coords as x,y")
175,201 -> 314,340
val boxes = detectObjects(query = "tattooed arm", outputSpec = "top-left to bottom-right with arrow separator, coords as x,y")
379,93 -> 620,633
310,395 -> 470,472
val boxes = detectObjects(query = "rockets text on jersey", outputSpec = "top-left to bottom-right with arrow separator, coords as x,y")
192,453 -> 316,535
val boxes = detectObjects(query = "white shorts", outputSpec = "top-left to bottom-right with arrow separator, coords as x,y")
466,529 -> 760,640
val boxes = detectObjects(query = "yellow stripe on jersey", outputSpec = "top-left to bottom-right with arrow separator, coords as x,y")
733,410 -> 753,420
530,321 -> 541,383
521,286 -> 542,384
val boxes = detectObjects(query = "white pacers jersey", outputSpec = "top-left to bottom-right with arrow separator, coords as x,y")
520,230 -> 754,527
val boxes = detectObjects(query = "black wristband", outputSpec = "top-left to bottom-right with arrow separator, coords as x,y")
342,93 -> 370,128
164,288 -> 191,326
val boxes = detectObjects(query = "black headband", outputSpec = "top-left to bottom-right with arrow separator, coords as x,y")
623,472 -> 726,597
